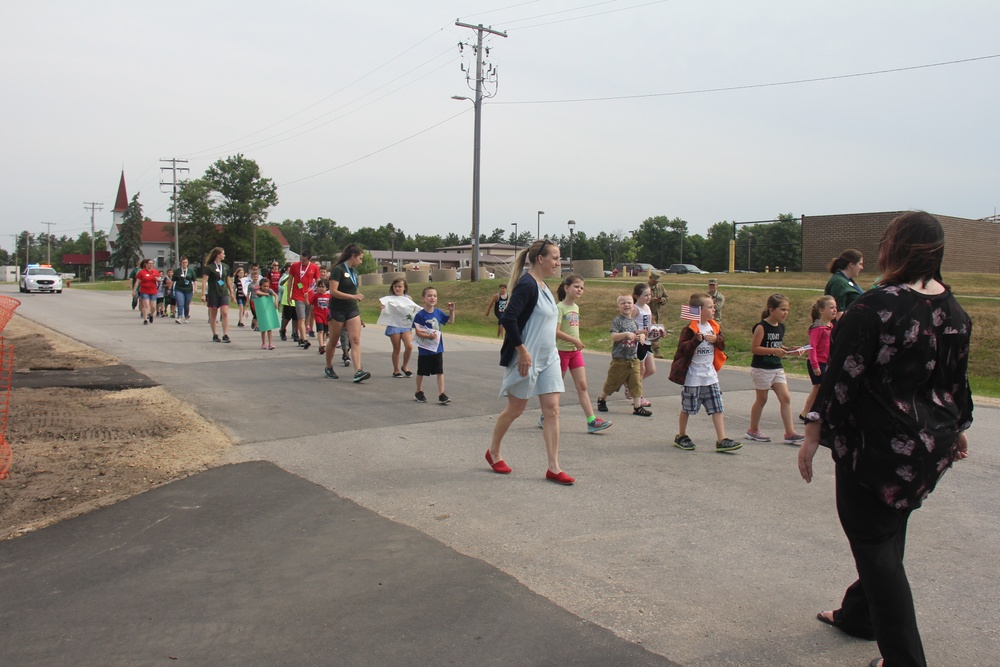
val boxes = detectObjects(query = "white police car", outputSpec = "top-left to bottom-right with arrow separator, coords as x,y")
19,265 -> 63,293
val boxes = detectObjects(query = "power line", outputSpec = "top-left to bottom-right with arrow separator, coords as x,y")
493,53 -> 1000,105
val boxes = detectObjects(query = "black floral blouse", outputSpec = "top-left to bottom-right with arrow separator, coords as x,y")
814,284 -> 973,510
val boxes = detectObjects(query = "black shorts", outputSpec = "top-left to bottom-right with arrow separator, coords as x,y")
808,362 -> 827,386
330,308 -> 361,323
314,322 -> 329,333
282,305 -> 298,321
417,353 -> 444,376
206,293 -> 230,309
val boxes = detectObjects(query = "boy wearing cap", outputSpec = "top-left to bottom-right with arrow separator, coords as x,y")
707,278 -> 725,321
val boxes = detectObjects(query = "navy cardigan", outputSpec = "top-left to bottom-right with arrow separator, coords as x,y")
499,274 -> 539,367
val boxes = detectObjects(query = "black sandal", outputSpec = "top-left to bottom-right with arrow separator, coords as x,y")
816,611 -> 837,628
632,406 -> 652,417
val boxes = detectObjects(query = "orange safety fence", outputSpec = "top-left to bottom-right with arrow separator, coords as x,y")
0,295 -> 21,480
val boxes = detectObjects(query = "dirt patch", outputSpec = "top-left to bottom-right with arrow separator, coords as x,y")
0,316 -> 233,541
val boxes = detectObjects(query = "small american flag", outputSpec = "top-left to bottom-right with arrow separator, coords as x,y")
680,304 -> 701,321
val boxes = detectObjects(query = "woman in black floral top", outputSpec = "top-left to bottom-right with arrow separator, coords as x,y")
798,211 -> 972,667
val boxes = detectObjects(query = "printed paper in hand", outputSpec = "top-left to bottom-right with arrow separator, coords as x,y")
680,304 -> 701,321
413,324 -> 441,352
377,295 -> 420,329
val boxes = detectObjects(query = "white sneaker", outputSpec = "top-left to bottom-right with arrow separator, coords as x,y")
744,430 -> 771,442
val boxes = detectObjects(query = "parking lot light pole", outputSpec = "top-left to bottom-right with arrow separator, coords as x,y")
537,211 -> 544,240
567,219 -> 576,270
511,222 -> 518,255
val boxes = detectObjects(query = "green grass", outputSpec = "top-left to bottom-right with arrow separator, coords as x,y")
70,273 -> 1000,398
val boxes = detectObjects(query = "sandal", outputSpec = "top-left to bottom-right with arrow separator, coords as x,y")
632,406 -> 652,417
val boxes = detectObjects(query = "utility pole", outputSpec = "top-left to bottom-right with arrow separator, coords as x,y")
84,202 -> 103,282
23,232 -> 32,268
41,222 -> 55,264
455,21 -> 507,282
160,158 -> 189,267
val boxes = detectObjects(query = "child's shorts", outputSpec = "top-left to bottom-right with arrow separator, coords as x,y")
314,322 -> 328,334
807,362 -> 827,386
602,358 -> 641,397
681,383 -> 724,415
417,352 -> 444,376
236,296 -> 247,306
558,349 -> 585,374
750,367 -> 786,390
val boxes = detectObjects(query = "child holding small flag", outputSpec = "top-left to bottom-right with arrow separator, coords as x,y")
668,294 -> 742,452
596,294 -> 652,416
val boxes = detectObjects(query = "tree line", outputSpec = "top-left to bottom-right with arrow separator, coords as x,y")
10,153 -> 802,275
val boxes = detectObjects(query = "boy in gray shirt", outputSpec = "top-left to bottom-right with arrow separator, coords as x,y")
597,294 -> 652,416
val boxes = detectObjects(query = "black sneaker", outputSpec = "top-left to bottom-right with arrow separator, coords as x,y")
352,369 -> 371,383
280,331 -> 287,341
222,334 -> 231,343
302,340 -> 311,350
673,434 -> 695,451
716,438 -> 743,453
597,398 -> 608,412
343,356 -> 351,367
439,393 -> 450,404
213,334 -> 221,343
415,391 -> 427,403
324,366 -> 339,379
148,315 -> 154,324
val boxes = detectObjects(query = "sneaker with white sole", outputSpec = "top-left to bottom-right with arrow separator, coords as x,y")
353,369 -> 371,383
414,391 -> 427,403
783,432 -> 805,445
587,417 -> 612,434
744,430 -> 771,442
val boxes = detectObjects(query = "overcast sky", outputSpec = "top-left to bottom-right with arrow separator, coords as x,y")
3,0 -> 998,255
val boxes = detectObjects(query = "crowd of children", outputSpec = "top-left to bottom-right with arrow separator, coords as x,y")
140,256 -> 825,453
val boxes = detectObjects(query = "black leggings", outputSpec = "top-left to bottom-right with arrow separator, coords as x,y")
834,466 -> 925,667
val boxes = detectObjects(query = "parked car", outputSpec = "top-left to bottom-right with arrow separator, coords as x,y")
615,262 -> 658,277
19,265 -> 63,293
665,264 -> 707,274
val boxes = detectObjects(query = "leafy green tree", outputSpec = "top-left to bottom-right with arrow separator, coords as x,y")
410,234 -> 445,252
174,178 -> 219,266
702,221 -> 734,272
358,251 -> 378,274
204,155 -> 279,263
111,193 -> 145,272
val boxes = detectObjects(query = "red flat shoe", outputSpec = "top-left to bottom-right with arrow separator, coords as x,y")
546,470 -> 574,485
486,450 -> 512,474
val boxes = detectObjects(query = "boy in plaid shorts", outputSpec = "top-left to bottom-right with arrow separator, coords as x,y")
667,293 -> 742,452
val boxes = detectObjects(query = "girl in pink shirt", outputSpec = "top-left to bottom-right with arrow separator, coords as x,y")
799,295 -> 836,421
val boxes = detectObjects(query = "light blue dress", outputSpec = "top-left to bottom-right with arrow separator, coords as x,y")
499,282 -> 564,399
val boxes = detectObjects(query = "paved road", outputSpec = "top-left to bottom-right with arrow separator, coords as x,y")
4,286 -> 999,666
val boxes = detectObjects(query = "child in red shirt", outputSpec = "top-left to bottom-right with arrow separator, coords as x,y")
310,280 -> 332,354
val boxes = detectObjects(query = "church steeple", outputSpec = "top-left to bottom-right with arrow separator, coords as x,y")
112,170 -> 128,213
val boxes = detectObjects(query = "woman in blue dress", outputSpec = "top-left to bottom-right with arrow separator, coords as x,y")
486,239 -> 573,485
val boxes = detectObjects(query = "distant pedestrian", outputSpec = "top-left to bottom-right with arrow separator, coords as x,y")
323,244 -> 370,383
548,274 -> 611,434
798,295 -> 836,422
485,284 -> 509,338
487,239 -> 573,485
412,286 -> 455,404
668,293 -> 740,452
824,249 -> 865,319
596,293 -> 651,417
647,271 -> 668,358
200,247 -> 236,343
745,293 -> 805,444
132,259 -> 160,325
707,278 -> 724,321
252,277 -> 279,349
172,256 -> 197,323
